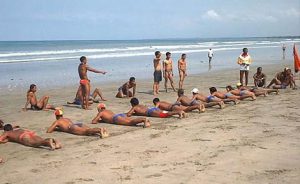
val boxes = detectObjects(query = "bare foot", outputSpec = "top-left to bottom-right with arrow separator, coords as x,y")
0,157 -> 4,164
264,92 -> 268,97
219,101 -> 225,109
234,99 -> 240,105
48,138 -> 56,150
100,128 -> 109,138
143,120 -> 151,128
252,96 -> 257,100
53,139 -> 62,149
199,104 -> 206,113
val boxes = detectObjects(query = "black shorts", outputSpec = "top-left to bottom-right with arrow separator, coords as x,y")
154,70 -> 162,82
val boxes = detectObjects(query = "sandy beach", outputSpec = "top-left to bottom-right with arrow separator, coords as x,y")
0,61 -> 299,184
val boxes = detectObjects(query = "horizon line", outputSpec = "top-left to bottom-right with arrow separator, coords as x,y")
0,35 -> 299,42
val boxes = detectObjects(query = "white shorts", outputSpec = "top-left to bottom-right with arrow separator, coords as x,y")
240,64 -> 250,71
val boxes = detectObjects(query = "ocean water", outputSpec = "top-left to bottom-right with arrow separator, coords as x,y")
0,37 -> 299,92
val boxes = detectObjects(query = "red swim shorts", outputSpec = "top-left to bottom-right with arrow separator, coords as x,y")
80,79 -> 89,85
159,112 -> 169,118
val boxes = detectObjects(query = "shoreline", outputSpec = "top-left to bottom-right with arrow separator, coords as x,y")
0,61 -> 299,184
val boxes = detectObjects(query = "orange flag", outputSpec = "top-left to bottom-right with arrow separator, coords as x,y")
294,44 -> 300,73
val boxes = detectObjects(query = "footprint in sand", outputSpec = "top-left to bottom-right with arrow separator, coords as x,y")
145,173 -> 163,178
30,168 -> 41,173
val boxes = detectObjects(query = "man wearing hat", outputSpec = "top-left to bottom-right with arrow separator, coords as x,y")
47,109 -> 109,138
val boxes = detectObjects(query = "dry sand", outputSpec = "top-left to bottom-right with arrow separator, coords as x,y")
0,61 -> 300,184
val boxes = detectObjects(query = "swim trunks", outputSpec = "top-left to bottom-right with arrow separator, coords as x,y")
239,90 -> 247,96
112,114 -> 126,124
154,70 -> 162,82
240,64 -> 250,71
19,131 -> 36,141
147,107 -> 160,116
159,112 -> 169,118
207,95 -> 215,102
225,92 -> 233,98
189,99 -> 199,106
31,105 -> 43,111
80,79 -> 89,85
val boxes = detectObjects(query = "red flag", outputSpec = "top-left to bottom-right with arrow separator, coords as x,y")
294,44 -> 300,73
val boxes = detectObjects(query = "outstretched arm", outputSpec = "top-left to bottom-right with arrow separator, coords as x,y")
87,66 -> 107,74
46,121 -> 58,133
126,107 -> 135,117
0,134 -> 8,144
91,112 -> 102,124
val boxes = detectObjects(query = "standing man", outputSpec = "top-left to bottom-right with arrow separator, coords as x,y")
178,53 -> 187,89
282,44 -> 286,60
208,48 -> 214,64
78,56 -> 106,110
237,48 -> 252,86
163,52 -> 176,92
153,51 -> 162,95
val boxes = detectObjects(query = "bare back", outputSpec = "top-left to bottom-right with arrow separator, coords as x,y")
177,95 -> 193,106
1,129 -> 27,143
53,118 -> 74,132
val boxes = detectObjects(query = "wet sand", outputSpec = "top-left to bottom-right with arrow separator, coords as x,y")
0,61 -> 299,184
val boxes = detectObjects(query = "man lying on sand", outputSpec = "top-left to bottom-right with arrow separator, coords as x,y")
78,56 -> 107,110
226,85 -> 256,100
92,103 -> 151,127
176,89 -> 206,112
116,77 -> 136,98
23,84 -> 57,111
153,98 -> 202,113
237,83 -> 279,96
47,110 -> 109,138
208,87 -> 240,104
67,86 -> 106,105
127,98 -> 186,118
191,88 -> 225,109
0,124 -> 61,150
267,68 -> 297,89
0,120 -> 20,130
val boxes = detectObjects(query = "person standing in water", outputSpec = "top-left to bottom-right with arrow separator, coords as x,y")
208,48 -> 214,64
282,44 -> 286,60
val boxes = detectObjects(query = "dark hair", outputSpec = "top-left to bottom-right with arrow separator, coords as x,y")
242,48 -> 248,52
80,56 -> 87,62
153,98 -> 160,104
209,87 -> 217,93
0,120 -> 4,128
226,85 -> 234,91
130,98 -> 139,106
28,84 -> 36,93
3,124 -> 13,131
166,52 -> 171,56
129,77 -> 135,82
257,67 -> 262,70
181,53 -> 186,57
178,89 -> 184,96
155,51 -> 160,56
